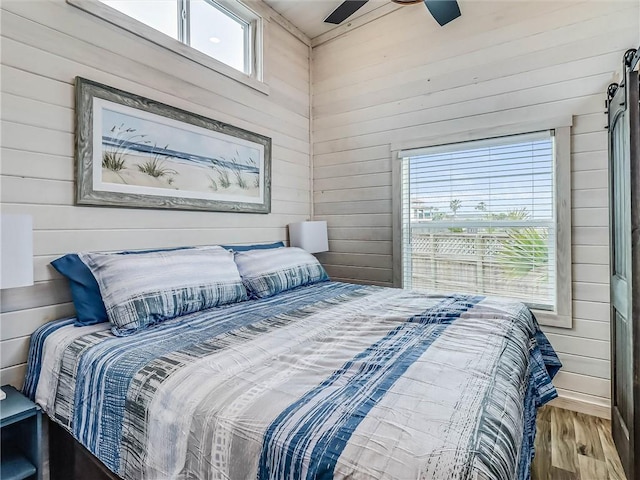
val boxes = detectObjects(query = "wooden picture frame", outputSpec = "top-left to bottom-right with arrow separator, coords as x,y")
75,77 -> 272,213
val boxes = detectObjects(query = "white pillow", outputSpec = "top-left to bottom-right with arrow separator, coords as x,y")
233,247 -> 329,299
79,246 -> 247,336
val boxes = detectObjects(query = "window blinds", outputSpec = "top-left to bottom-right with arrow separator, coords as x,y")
400,131 -> 556,310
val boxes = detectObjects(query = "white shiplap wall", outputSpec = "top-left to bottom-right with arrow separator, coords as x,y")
0,0 -> 311,388
312,0 -> 639,415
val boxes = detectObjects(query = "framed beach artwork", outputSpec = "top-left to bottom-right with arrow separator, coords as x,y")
75,77 -> 271,213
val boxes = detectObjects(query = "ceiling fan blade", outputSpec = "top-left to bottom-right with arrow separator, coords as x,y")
423,0 -> 461,26
324,0 -> 369,25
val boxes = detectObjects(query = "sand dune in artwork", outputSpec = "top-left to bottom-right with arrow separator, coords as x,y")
102,154 -> 260,198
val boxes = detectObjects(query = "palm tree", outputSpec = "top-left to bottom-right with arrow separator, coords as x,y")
497,209 -> 549,279
475,201 -> 487,212
450,199 -> 462,217
499,228 -> 549,279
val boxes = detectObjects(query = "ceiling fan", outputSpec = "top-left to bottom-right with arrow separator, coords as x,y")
324,0 -> 461,27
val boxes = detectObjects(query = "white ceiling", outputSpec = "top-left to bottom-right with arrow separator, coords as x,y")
263,0 -> 391,40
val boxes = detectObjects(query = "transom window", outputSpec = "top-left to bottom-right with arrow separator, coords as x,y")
400,131 -> 558,311
100,0 -> 256,75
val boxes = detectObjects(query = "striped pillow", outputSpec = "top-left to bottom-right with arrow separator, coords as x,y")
78,246 -> 247,336
234,247 -> 329,299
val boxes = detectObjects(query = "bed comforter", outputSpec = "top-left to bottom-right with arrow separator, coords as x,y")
24,282 -> 560,480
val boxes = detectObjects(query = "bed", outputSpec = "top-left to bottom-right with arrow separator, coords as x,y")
24,279 -> 560,480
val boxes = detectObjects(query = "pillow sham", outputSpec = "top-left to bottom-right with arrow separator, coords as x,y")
51,253 -> 108,326
78,246 -> 247,336
51,246 -> 193,326
220,241 -> 284,252
234,247 -> 329,299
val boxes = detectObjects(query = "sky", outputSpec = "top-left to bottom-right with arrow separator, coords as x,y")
101,0 -> 246,72
102,108 -> 260,167
408,139 -> 554,220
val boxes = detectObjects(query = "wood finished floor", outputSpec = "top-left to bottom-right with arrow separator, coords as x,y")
532,406 -> 626,480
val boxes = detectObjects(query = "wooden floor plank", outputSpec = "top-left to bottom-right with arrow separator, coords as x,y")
532,412 -> 552,480
532,406 -> 626,480
537,404 -> 552,423
551,407 -> 578,472
574,411 -> 606,460
595,417 -> 627,480
578,454 -> 609,480
549,466 -> 581,480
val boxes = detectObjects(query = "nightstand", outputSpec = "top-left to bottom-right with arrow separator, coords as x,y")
1,385 -> 42,480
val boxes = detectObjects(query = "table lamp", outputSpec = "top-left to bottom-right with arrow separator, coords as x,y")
288,221 -> 329,253
0,214 -> 34,399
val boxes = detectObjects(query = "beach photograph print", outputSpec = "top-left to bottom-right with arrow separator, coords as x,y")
75,77 -> 271,213
94,99 -> 264,203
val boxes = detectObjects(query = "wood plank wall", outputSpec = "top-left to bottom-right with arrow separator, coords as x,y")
312,0 -> 639,413
0,0 -> 311,388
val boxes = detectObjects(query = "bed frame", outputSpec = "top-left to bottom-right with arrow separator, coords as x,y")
49,418 -> 120,480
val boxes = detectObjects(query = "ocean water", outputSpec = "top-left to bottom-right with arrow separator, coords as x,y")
102,136 -> 260,174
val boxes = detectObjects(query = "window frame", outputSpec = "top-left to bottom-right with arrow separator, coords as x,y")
183,0 -> 253,74
68,0 -> 267,94
391,118 -> 573,328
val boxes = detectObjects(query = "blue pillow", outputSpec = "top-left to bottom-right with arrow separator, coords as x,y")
51,254 -> 107,326
221,241 -> 284,252
51,246 -> 193,326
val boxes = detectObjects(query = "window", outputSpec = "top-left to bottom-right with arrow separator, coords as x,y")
188,1 -> 249,73
99,1 -> 180,40
398,129 -> 571,323
68,0 -> 265,89
100,0 -> 255,75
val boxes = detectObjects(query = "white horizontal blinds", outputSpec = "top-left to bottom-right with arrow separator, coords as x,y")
401,131 -> 556,310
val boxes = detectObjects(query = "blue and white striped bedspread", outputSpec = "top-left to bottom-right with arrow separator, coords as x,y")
24,282 -> 560,480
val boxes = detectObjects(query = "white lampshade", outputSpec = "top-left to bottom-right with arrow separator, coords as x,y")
289,221 -> 329,254
1,214 -> 34,289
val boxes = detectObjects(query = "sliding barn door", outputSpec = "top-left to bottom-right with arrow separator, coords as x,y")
608,47 -> 639,480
